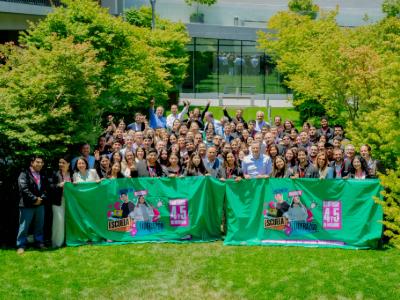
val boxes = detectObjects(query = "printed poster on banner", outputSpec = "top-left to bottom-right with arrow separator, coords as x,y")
106,188 -> 189,238
263,189 -> 320,236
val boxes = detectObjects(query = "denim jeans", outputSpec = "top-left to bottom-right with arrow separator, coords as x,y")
16,206 -> 45,248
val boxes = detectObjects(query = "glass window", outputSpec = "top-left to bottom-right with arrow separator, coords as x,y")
181,38 -> 290,97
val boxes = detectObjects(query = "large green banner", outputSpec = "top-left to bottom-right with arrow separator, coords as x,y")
224,179 -> 383,249
64,177 -> 224,246
65,178 -> 383,249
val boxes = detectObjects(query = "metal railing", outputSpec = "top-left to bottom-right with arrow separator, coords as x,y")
0,0 -> 62,6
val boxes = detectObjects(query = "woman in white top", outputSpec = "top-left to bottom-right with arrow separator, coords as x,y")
350,156 -> 371,180
51,155 -> 72,248
73,157 -> 100,183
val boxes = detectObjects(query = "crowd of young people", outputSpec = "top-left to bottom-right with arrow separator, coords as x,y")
17,98 -> 381,253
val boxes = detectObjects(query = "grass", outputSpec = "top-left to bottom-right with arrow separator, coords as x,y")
169,107 -> 300,127
1,242 -> 399,299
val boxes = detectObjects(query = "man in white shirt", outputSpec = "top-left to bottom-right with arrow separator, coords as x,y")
255,111 -> 270,132
166,101 -> 190,130
242,142 -> 272,179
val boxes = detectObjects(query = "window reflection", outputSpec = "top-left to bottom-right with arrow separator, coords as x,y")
182,38 -> 290,98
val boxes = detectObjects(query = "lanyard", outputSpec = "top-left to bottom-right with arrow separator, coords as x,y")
147,165 -> 157,177
298,165 -> 306,178
226,167 -> 233,179
32,173 -> 40,186
335,163 -> 344,178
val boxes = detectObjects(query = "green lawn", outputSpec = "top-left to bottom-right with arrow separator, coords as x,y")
1,243 -> 399,299
170,107 -> 300,127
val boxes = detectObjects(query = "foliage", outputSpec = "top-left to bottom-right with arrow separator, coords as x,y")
288,0 -> 319,19
185,0 -> 217,6
292,93 -> 326,125
20,0 -> 172,116
376,163 -> 400,249
0,37 -> 103,163
259,9 -> 400,245
382,0 -> 400,17
258,11 -> 384,124
124,6 -> 190,90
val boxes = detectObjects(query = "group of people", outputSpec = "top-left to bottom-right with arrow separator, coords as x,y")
16,98 -> 381,253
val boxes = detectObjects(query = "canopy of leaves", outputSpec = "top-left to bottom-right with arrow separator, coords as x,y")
0,0 -> 189,166
258,9 -> 400,247
288,0 -> 319,19
20,0 -> 173,116
185,0 -> 217,6
124,6 -> 190,88
258,11 -> 383,123
382,0 -> 400,17
0,36 -> 103,163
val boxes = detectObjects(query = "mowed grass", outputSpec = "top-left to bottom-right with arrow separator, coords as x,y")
170,106 -> 300,126
1,242 -> 399,299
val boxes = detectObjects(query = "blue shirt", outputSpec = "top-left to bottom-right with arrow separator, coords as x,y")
149,108 -> 166,129
241,154 -> 272,178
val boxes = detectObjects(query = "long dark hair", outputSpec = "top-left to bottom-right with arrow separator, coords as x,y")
351,155 -> 369,175
272,155 -> 287,178
187,152 -> 207,175
222,151 -> 239,169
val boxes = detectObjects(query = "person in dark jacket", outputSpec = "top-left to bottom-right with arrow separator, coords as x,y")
16,156 -> 48,254
292,148 -> 319,178
218,152 -> 243,181
136,148 -> 167,178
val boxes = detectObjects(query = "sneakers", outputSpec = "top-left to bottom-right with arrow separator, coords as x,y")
17,248 -> 25,255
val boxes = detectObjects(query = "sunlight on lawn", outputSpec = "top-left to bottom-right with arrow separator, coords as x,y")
1,242 -> 399,299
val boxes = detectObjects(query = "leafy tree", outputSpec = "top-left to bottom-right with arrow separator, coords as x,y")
21,0 -> 172,117
124,6 -> 190,90
258,11 -> 383,123
259,7 -> 400,247
0,36 -> 103,163
382,0 -> 400,17
185,0 -> 217,20
185,0 -> 217,6
288,0 -> 319,19
376,163 -> 400,249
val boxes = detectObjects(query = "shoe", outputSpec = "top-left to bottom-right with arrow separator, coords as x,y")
37,243 -> 47,250
17,248 -> 25,255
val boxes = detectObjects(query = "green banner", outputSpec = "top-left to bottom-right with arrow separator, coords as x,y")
224,179 -> 383,249
64,177 -> 225,246
65,177 -> 383,249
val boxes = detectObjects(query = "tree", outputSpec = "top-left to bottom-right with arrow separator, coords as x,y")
0,36 -> 103,162
185,0 -> 217,6
185,0 -> 217,22
124,6 -> 190,91
20,0 -> 172,117
258,11 -> 383,124
288,0 -> 319,19
259,7 -> 400,247
376,163 -> 400,249
382,0 -> 400,17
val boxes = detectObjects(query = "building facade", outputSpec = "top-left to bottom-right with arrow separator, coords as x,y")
0,0 -> 385,100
